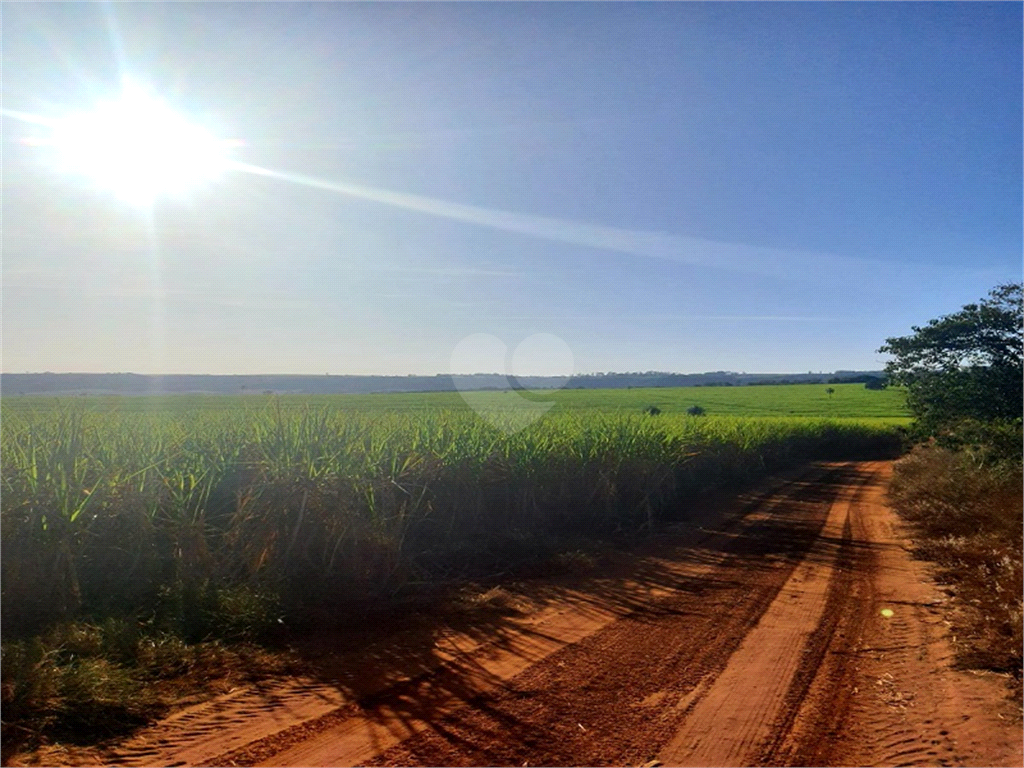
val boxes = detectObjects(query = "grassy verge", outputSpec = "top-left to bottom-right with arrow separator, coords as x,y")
888,432 -> 1022,691
0,619 -> 299,761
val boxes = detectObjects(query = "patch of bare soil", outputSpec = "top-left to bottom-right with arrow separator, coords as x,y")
9,462 -> 1020,767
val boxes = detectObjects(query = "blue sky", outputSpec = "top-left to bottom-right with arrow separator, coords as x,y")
3,2 -> 1021,375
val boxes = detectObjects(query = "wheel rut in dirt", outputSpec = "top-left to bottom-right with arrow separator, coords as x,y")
779,466 -> 1023,768
657,465 -> 871,767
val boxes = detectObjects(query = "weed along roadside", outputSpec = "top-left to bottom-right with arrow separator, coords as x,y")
0,390 -> 905,755
888,433 -> 1023,693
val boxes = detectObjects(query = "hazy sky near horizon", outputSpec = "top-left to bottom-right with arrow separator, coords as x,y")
3,2 -> 1021,376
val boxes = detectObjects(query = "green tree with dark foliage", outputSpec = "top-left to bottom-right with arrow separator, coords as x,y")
879,283 -> 1023,429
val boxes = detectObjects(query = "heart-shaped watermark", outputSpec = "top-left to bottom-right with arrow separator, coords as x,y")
450,333 -> 574,434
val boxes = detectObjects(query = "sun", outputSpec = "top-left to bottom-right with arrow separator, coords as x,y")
49,83 -> 231,204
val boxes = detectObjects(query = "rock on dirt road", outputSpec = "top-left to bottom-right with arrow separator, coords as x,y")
13,462 -> 1022,767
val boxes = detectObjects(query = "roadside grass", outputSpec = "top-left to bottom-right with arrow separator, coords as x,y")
0,618 -> 299,759
0,396 -> 906,749
888,437 -> 1023,691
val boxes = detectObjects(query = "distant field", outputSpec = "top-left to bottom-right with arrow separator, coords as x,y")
539,383 -> 908,419
2,382 -> 910,420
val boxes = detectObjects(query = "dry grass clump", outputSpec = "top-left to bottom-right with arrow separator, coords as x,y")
0,617 -> 298,756
458,585 -> 535,615
889,442 -> 1022,685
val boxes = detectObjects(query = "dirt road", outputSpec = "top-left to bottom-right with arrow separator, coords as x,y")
60,462 -> 1022,767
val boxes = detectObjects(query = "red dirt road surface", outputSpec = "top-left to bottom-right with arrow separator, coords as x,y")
26,462 -> 1023,767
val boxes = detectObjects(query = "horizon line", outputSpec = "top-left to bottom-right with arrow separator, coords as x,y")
1,369 -> 883,378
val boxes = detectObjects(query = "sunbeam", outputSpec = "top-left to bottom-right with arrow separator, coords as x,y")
227,160 -> 886,280
1,108 -> 58,128
229,161 -> 756,273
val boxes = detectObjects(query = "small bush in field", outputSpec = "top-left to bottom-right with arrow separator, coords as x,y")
687,405 -> 706,416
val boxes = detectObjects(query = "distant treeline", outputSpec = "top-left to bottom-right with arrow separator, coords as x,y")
1,370 -> 885,396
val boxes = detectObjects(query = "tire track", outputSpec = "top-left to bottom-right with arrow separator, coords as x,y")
657,464 -> 871,767
106,681 -> 347,767
767,463 -> 1022,768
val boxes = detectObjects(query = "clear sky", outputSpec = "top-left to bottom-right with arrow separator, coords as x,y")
3,2 -> 1021,376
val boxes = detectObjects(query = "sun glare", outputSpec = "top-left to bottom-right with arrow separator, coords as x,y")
50,84 -> 230,204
